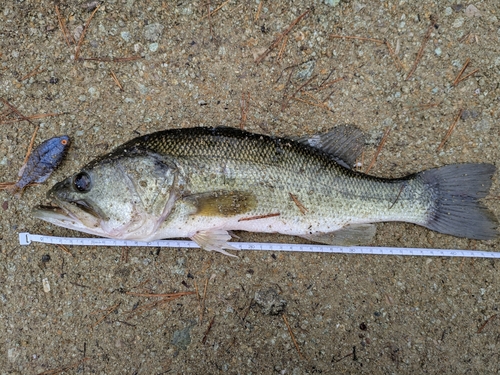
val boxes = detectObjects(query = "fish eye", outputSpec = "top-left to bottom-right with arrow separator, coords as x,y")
73,172 -> 92,192
60,139 -> 68,145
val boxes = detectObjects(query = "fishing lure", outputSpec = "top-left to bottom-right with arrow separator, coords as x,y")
7,135 -> 70,195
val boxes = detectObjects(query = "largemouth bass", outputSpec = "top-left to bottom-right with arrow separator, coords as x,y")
33,126 -> 498,256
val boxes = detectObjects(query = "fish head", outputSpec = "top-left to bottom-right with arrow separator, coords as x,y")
33,152 -> 179,239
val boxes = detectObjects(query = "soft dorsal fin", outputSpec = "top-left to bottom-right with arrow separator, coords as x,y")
296,124 -> 365,169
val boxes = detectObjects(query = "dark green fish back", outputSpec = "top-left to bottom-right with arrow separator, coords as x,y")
101,126 -> 382,183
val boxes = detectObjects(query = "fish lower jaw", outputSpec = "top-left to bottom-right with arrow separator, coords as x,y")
33,208 -> 163,240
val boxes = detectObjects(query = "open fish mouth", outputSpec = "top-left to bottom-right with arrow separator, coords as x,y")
32,197 -> 102,230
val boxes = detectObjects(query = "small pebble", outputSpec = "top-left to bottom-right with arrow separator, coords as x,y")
465,4 -> 481,18
88,87 -> 100,99
473,119 -> 491,132
143,23 -> 164,42
136,83 -> 148,95
42,278 -> 50,293
434,47 -> 442,56
254,288 -> 287,315
295,60 -> 315,80
171,324 -> 194,350
120,31 -> 131,42
149,42 -> 159,52
324,0 -> 341,6
453,18 -> 464,28
461,109 -> 479,120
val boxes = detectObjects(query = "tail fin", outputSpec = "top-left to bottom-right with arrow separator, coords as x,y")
419,163 -> 498,240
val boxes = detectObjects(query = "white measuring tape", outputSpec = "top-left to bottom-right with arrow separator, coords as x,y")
19,232 -> 500,258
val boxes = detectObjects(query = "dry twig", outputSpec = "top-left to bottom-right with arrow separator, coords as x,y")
0,112 -> 63,125
120,247 -> 129,263
456,68 -> 479,85
19,65 -> 44,82
126,291 -> 195,298
330,35 -> 384,44
81,56 -> 142,62
92,302 -> 121,329
477,314 -> 497,333
38,357 -> 90,375
126,292 -> 195,318
200,278 -> 209,324
75,4 -> 101,60
0,98 -> 36,126
240,92 -> 250,129
384,40 -> 403,71
255,1 -> 263,21
238,212 -> 280,222
55,5 -> 74,47
288,95 -> 331,111
283,314 -> 306,360
437,109 -> 463,152
22,124 -> 40,166
110,70 -> 124,91
289,193 -> 308,214
452,58 -> 470,86
56,244 -> 73,256
406,16 -> 437,80
194,280 -> 203,324
277,34 -> 289,62
255,9 -> 311,64
330,35 -> 401,70
282,74 -> 317,109
200,0 -> 230,20
202,316 -> 216,344
365,126 -> 391,174
451,58 -> 479,86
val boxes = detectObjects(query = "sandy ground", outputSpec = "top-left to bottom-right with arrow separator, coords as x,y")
1,1 -> 500,374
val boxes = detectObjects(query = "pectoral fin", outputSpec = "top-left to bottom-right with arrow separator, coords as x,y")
183,190 -> 256,217
192,229 -> 238,257
300,224 -> 376,246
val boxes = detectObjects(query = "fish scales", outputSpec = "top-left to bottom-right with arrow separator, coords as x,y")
134,127 -> 429,226
145,128 -> 432,225
33,126 -> 497,254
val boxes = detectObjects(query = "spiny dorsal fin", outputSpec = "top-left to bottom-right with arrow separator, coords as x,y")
296,124 -> 365,169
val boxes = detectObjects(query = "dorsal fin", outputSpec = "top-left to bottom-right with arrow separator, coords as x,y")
296,124 -> 365,169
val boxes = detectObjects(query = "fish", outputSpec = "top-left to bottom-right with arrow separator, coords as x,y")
32,126 -> 498,256
8,135 -> 70,195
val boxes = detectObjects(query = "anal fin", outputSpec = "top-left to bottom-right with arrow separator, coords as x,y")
300,224 -> 376,246
192,229 -> 238,257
